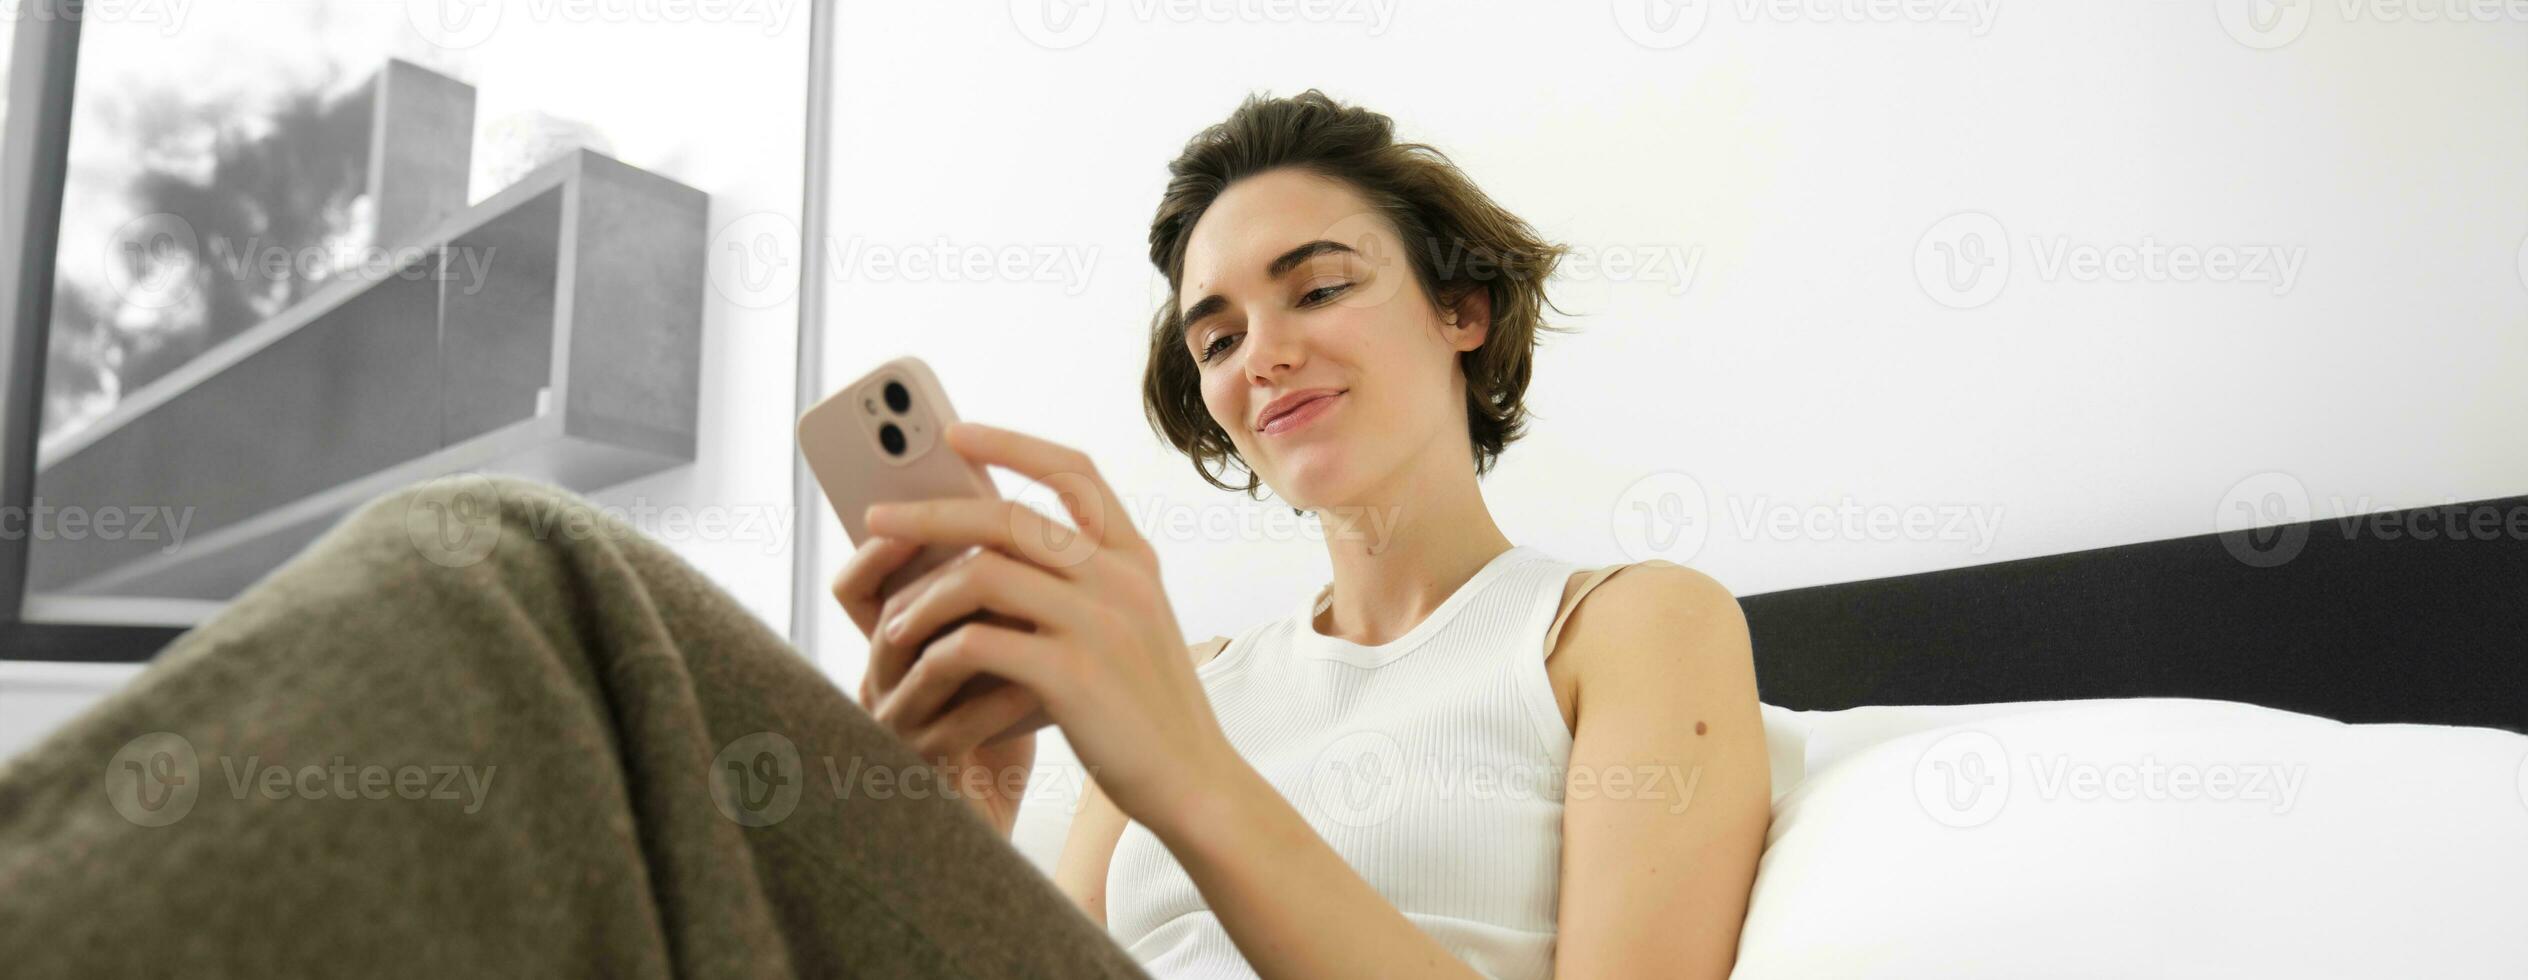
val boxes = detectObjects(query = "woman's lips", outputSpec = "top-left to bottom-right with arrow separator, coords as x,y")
1259,391 -> 1342,436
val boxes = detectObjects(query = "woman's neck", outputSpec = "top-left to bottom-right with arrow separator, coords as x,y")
1307,465 -> 1513,647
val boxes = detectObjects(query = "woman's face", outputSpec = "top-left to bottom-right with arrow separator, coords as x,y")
1177,168 -> 1488,512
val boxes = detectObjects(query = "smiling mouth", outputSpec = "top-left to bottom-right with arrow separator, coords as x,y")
1258,390 -> 1344,435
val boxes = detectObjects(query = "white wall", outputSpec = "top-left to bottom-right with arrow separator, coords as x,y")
814,6 -> 2528,869
808,2 -> 2528,702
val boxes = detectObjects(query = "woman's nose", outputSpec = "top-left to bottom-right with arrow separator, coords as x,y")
1241,311 -> 1305,380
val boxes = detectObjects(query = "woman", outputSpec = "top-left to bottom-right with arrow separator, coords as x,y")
840,89 -> 1770,978
0,90 -> 1765,980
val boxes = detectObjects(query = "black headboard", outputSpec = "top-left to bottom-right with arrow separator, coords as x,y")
1738,493 -> 2528,735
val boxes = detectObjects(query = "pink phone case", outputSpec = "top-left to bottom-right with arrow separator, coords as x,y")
798,356 -> 1001,599
799,356 -> 1048,741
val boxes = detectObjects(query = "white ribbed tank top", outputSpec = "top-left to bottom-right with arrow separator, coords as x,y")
1105,544 -> 1583,979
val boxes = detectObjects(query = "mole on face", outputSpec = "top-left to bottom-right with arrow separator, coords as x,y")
1694,720 -> 1707,736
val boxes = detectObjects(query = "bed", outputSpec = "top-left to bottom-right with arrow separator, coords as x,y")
1728,491 -> 2527,977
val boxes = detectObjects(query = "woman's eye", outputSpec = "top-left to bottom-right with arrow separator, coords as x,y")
1196,283 -> 1350,365
1200,333 -> 1236,363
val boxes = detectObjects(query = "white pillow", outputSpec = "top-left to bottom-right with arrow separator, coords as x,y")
1731,698 -> 2528,979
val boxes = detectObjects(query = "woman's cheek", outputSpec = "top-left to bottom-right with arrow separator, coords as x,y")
1202,379 -> 1243,444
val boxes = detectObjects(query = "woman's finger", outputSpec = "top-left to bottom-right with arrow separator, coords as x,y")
875,621 -> 1068,734
830,534 -> 925,634
866,495 -> 1116,574
864,612 -> 917,707
942,421 -> 1151,558
867,543 -> 1048,698
866,547 -> 984,697
905,680 -> 1045,763
881,549 -> 1078,660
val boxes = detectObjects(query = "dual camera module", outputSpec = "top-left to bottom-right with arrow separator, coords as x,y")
868,379 -> 915,456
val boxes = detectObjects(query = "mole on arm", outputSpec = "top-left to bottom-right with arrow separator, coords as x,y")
1694,720 -> 1707,736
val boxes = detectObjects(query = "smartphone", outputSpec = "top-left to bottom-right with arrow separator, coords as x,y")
801,356 -> 1034,732
799,355 -> 1000,599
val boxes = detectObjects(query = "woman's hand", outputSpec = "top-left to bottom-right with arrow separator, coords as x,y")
861,421 -> 1244,836
832,534 -> 1041,836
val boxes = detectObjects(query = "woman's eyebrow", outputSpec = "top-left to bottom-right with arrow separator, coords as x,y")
1180,239 -> 1360,337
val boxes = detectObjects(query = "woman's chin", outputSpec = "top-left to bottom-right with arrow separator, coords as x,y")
1270,456 -> 1354,512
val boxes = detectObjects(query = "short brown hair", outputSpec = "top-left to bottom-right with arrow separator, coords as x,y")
1140,89 -> 1574,497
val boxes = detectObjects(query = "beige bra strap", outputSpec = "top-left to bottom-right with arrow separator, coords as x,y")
1188,634 -> 1233,666
1544,561 -> 1652,661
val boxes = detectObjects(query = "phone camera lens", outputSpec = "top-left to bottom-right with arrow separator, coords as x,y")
878,422 -> 906,456
882,381 -> 912,414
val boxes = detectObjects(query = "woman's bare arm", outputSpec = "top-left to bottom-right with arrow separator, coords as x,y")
1052,637 -> 1231,924
1550,561 -> 1771,979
